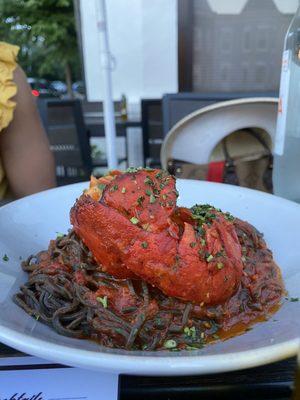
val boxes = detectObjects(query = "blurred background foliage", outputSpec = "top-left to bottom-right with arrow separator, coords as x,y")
0,0 -> 81,94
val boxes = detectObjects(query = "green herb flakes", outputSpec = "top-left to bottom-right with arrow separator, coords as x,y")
195,225 -> 205,236
141,242 -> 148,249
184,326 -> 196,339
149,194 -> 156,204
217,262 -> 224,270
130,217 -> 139,225
97,296 -> 108,308
163,339 -> 177,349
144,177 -> 154,186
224,212 -> 234,221
125,167 -> 141,173
145,189 -> 152,196
121,187 -> 126,194
190,242 -> 197,248
56,232 -> 64,239
206,254 -> 214,262
110,184 -> 118,192
97,183 -> 106,191
137,195 -> 145,205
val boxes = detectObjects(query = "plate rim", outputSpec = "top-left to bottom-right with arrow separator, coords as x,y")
0,180 -> 299,375
0,325 -> 298,375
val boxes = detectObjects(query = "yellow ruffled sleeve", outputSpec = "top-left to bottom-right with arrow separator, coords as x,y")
0,42 -> 19,131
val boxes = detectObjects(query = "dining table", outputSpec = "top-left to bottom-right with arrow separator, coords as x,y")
0,342 -> 296,399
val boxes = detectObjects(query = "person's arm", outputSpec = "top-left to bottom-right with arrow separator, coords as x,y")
0,66 -> 56,198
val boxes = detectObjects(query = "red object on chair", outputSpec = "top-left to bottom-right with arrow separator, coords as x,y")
31,89 -> 40,97
206,161 -> 225,183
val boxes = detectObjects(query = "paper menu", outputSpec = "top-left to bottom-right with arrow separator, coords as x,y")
0,357 -> 118,400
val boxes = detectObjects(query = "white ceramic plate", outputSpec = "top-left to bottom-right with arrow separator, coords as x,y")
0,180 -> 299,376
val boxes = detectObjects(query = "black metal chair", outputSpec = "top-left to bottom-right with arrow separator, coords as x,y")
38,99 -> 92,186
141,99 -> 163,168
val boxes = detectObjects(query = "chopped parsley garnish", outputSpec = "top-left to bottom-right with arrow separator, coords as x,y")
206,254 -> 214,262
97,183 -> 106,191
195,225 -> 205,236
141,242 -> 148,249
149,194 -> 156,204
137,196 -> 145,205
190,242 -> 197,248
56,232 -> 64,239
191,204 -> 218,224
224,212 -> 235,221
125,167 -> 143,173
110,184 -> 118,192
217,262 -> 224,270
285,296 -> 299,302
144,176 -> 154,186
121,187 -> 126,194
97,296 -> 108,308
130,217 -> 139,224
184,326 -> 196,339
145,189 -> 152,196
163,339 -> 177,349
290,297 -> 299,302
191,204 -> 235,227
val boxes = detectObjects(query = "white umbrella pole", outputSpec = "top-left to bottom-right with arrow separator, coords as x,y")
97,0 -> 118,170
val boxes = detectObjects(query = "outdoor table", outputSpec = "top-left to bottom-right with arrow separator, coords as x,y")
0,342 -> 296,399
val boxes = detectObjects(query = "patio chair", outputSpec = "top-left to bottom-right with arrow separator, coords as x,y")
141,99 -> 163,168
38,99 -> 92,186
161,97 -> 278,192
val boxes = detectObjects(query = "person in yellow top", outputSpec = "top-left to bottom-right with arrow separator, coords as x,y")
0,41 -> 56,200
